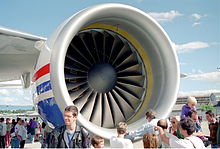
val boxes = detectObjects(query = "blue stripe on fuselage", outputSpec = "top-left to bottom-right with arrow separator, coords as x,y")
38,97 -> 65,127
36,80 -> 52,95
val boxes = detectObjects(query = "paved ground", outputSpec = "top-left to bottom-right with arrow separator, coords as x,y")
8,141 -> 41,148
23,142 -> 41,148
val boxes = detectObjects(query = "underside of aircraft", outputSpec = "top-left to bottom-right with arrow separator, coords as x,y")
0,3 -> 179,140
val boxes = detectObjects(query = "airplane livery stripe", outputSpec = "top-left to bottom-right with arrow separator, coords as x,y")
38,97 -> 65,127
32,64 -> 50,82
36,80 -> 52,95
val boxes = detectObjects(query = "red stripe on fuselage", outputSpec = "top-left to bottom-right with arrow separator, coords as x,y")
32,64 -> 50,82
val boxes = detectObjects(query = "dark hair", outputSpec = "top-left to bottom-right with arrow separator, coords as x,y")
146,109 -> 156,119
64,105 -> 78,116
179,118 -> 195,135
41,122 -> 46,128
117,122 -> 127,134
205,110 -> 214,117
91,136 -> 104,146
188,109 -> 197,118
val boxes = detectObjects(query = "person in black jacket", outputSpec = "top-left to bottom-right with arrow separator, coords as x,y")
47,105 -> 91,148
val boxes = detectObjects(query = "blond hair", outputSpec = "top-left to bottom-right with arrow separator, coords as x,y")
187,96 -> 197,105
143,133 -> 158,148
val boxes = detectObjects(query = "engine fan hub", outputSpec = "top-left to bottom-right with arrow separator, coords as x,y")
88,63 -> 116,93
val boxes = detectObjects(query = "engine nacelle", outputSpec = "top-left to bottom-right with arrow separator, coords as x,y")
33,3 -> 179,140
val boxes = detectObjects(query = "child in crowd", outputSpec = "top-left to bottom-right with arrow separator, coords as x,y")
91,136 -> 104,148
110,122 -> 133,148
181,96 -> 197,119
142,132 -> 158,148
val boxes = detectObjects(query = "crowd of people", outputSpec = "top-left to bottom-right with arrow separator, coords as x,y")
0,116 -> 52,148
0,96 -> 219,148
90,96 -> 219,148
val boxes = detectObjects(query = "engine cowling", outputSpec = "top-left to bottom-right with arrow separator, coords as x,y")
34,3 -> 179,140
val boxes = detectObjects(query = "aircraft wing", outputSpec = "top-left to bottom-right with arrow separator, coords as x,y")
0,26 -> 46,88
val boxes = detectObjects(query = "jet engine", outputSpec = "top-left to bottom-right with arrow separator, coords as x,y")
34,3 -> 179,140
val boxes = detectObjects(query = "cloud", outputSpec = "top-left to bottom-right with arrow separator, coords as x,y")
191,69 -> 203,74
148,10 -> 183,22
191,13 -> 203,20
180,62 -> 187,66
0,88 -> 33,106
0,89 -> 10,96
174,41 -> 210,53
188,72 -> 220,85
178,89 -> 220,97
0,96 -> 33,106
191,13 -> 207,27
192,22 -> 201,27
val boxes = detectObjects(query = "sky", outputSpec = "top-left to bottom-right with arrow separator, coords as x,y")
0,0 -> 219,105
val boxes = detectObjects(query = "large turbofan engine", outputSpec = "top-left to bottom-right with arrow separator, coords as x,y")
34,3 -> 179,140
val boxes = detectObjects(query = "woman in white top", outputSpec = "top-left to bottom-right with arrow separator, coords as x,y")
110,122 -> 133,148
155,118 -> 206,148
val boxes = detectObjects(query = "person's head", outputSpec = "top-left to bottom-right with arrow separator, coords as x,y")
21,120 -> 25,125
187,96 -> 197,108
205,110 -> 215,122
143,132 -> 158,148
146,109 -> 156,122
91,136 -> 104,148
17,118 -> 21,122
188,110 -> 198,122
6,118 -> 11,123
42,122 -> 46,129
179,118 -> 195,137
0,118 -> 4,122
117,122 -> 128,135
157,119 -> 168,130
17,118 -> 22,125
12,119 -> 15,123
170,116 -> 179,129
64,105 -> 78,126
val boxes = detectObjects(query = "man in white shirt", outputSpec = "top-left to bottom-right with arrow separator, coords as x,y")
11,118 -> 22,148
19,120 -> 27,148
0,118 -> 7,148
127,109 -> 156,140
155,117 -> 206,148
157,119 -> 178,148
110,122 -> 133,148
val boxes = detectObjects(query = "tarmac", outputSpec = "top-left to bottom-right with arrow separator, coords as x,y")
21,142 -> 41,148
7,142 -> 41,148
